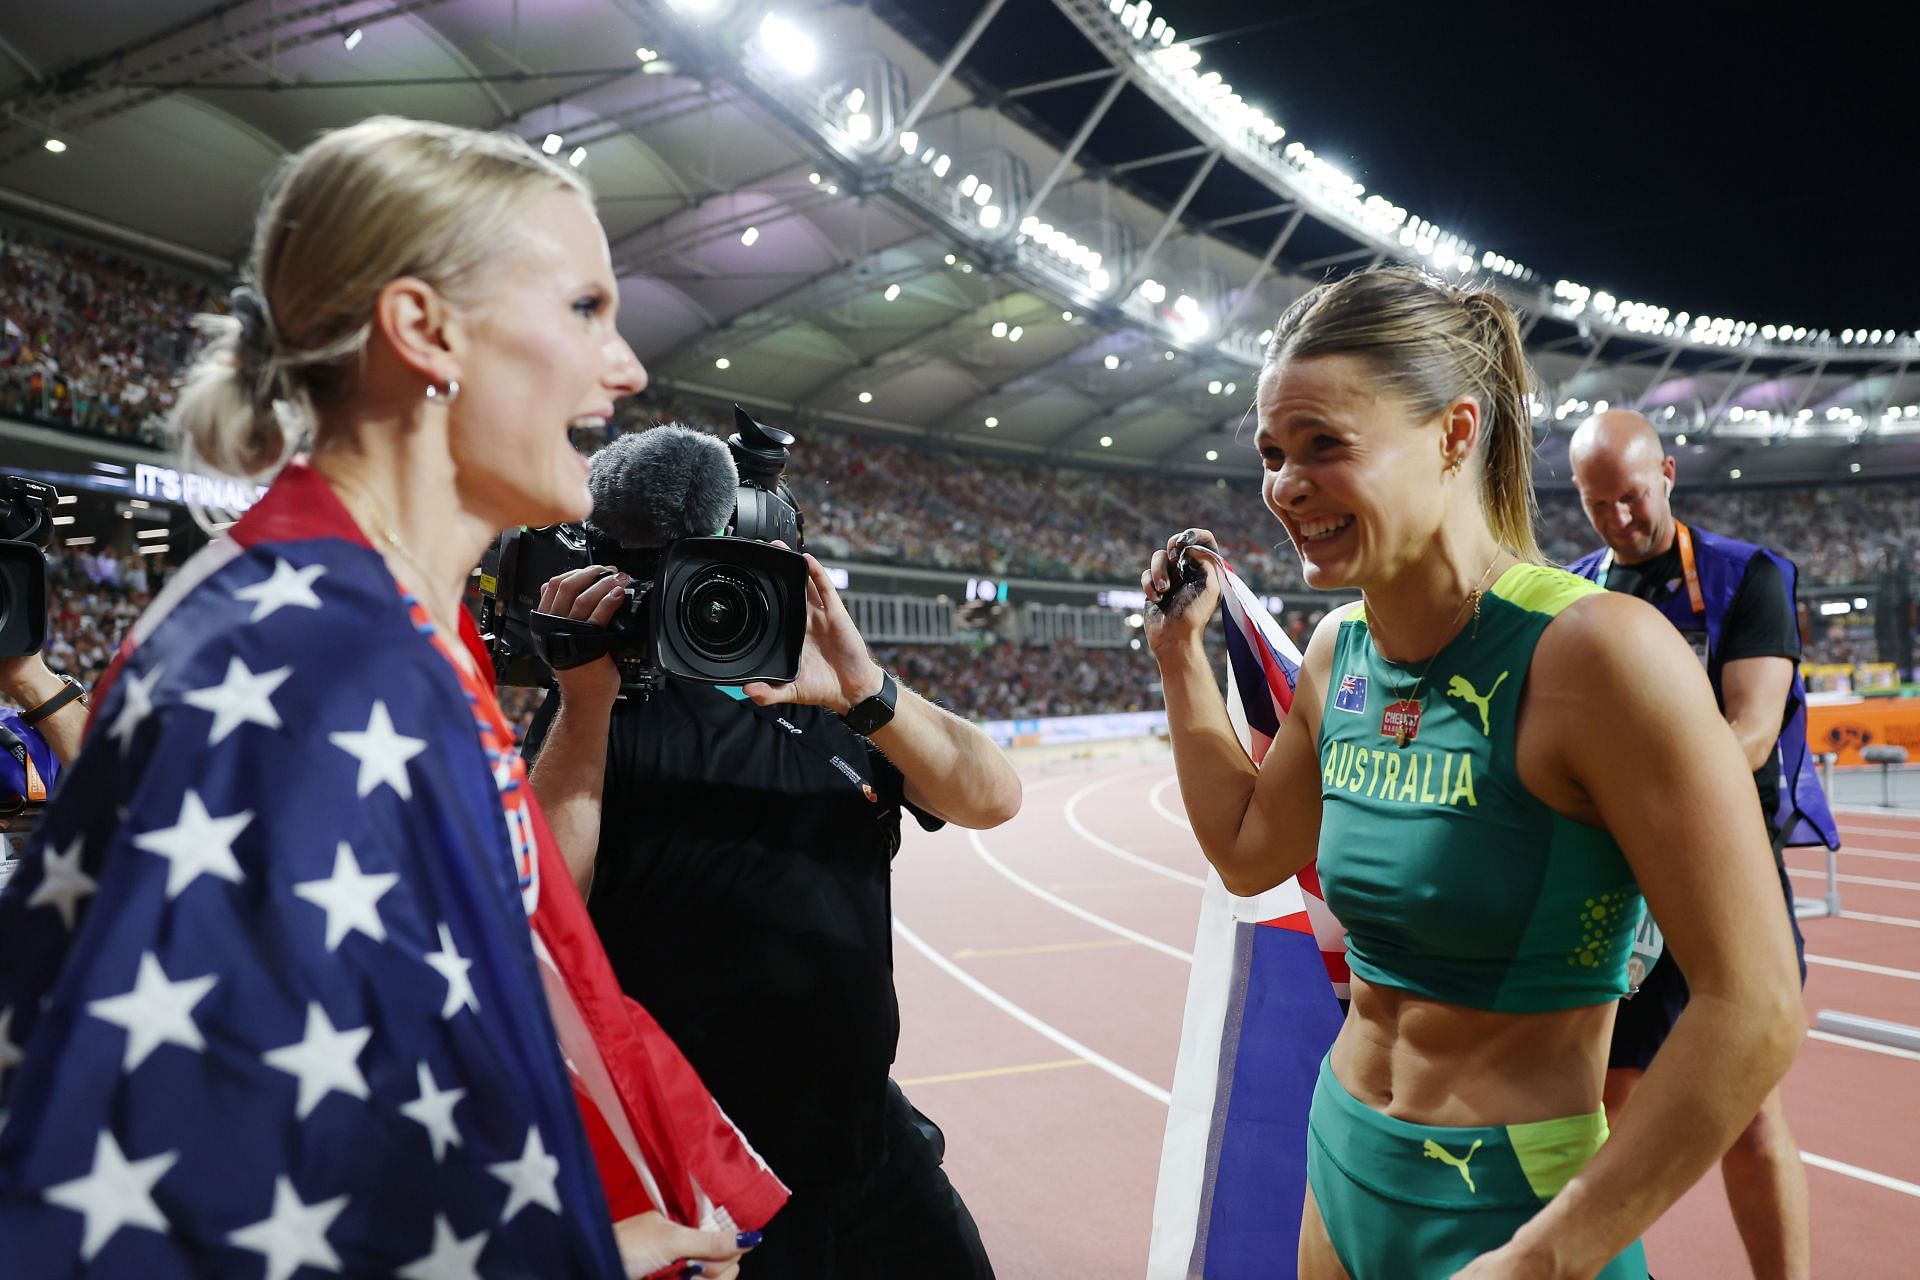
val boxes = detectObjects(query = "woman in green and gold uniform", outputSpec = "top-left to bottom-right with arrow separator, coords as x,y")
1143,267 -> 1802,1279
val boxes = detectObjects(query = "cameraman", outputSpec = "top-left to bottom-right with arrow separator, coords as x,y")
2,631 -> 90,839
528,551 -> 1021,1280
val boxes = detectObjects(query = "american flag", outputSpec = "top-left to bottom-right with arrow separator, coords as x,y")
0,463 -> 782,1278
1149,558 -> 1345,1280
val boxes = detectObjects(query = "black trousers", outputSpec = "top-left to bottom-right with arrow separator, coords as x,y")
742,1082 -> 995,1280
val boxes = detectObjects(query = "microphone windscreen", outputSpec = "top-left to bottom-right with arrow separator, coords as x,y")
586,424 -> 739,548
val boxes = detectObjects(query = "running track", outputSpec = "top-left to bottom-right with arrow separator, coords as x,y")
889,748 -> 1917,1278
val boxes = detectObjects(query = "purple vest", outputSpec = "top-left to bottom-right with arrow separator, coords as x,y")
1571,526 -> 1840,850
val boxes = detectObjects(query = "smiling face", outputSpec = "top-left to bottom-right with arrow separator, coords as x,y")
1256,353 -> 1458,590
448,189 -> 646,529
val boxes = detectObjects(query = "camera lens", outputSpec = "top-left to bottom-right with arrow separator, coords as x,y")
679,566 -> 766,662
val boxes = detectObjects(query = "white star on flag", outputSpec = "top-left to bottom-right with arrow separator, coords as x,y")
234,557 -> 327,623
43,1129 -> 179,1261
182,656 -> 292,745
399,1061 -> 466,1163
293,843 -> 399,952
0,1006 -> 24,1095
487,1126 -> 561,1223
262,1003 -> 372,1120
424,923 -> 477,1019
226,1175 -> 349,1280
131,790 -> 252,899
105,663 -> 164,754
27,834 -> 97,931
86,952 -> 217,1072
397,1214 -> 489,1280
329,701 -> 427,800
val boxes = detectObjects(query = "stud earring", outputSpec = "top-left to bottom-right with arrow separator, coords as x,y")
424,379 -> 461,404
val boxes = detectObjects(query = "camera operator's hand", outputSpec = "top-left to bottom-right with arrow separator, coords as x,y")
538,566 -> 627,710
741,551 -> 884,715
1141,527 -> 1224,661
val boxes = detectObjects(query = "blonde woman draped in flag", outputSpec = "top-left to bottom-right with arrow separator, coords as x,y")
1140,266 -> 1801,1279
0,117 -> 781,1278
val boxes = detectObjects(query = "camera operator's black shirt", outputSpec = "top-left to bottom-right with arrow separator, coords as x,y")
1598,539 -> 1799,832
527,682 -> 943,1190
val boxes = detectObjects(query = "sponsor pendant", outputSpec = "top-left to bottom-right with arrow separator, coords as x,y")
1381,698 -> 1423,748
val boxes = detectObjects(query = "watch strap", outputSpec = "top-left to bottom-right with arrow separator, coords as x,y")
20,675 -> 86,728
838,671 -> 898,736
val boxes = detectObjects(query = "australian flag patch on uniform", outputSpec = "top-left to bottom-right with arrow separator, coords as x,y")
1333,672 -> 1368,715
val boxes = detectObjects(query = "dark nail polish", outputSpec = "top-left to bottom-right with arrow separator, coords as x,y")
680,1266 -> 704,1278
736,1230 -> 763,1249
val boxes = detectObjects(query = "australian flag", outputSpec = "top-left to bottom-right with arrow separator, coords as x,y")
1149,560 -> 1346,1280
0,463 -> 782,1277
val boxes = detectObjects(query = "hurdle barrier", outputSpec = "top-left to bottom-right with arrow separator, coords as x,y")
1810,752 -> 1920,1053
1792,754 -> 1842,920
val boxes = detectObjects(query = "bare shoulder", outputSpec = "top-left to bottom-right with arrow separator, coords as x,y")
1301,599 -> 1363,673
1533,590 -> 1700,691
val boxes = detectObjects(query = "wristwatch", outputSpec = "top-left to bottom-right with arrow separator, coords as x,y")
838,671 -> 898,736
20,674 -> 87,727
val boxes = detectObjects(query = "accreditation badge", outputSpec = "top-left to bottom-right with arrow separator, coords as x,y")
1380,699 -> 1423,747
1625,910 -> 1666,995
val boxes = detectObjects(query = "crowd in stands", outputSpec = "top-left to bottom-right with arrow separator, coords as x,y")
6,228 -> 1918,730
1,224 -> 219,445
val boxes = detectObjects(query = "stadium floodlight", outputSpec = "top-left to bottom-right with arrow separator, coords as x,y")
858,391 -> 873,403
1224,382 -> 1236,395
1729,468 -> 1742,479
979,205 -> 1002,229
715,357 -> 731,369
1674,433 -> 1686,444
1008,326 -> 1023,342
1208,380 -> 1222,395
959,174 -> 979,197
992,321 -> 1008,338
541,134 -> 563,155
344,28 -> 363,50
668,0 -> 725,11
1104,354 -> 1121,370
1138,279 -> 1167,304
1099,435 -> 1114,448
740,226 -> 759,246
757,13 -> 817,76
932,154 -> 951,177
636,47 -> 659,63
1062,310 -> 1074,321
1089,267 -> 1111,291
568,147 -> 587,168
43,138 -> 67,153
1206,449 -> 1219,461
899,131 -> 918,154
884,284 -> 901,301
973,184 -> 994,207
944,253 -> 957,265
845,88 -> 866,113
985,416 -> 999,427
847,113 -> 873,141
808,171 -> 821,184
1851,462 -> 1862,473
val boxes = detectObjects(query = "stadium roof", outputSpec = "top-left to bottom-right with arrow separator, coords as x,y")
3,0 -> 1917,489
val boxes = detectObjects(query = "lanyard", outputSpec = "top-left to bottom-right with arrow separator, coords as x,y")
743,698 -> 881,805
1597,521 -> 1706,616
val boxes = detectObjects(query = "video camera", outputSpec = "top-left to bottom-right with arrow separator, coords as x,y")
479,406 -> 810,694
0,475 -> 58,658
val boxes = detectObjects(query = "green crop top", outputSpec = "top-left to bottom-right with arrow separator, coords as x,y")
1316,563 -> 1644,1013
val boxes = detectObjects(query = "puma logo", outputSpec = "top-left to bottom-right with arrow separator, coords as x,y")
1422,1137 -> 1483,1193
1446,671 -> 1509,736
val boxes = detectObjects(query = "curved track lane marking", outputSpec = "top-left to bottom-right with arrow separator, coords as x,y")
1789,867 -> 1920,893
1807,1029 -> 1920,1063
1062,772 -> 1205,888
1804,953 -> 1920,982
1838,909 -> 1920,929
1800,1153 -> 1920,1199
1822,846 -> 1920,865
1148,772 -> 1191,832
966,829 -> 1194,963
892,917 -> 1172,1105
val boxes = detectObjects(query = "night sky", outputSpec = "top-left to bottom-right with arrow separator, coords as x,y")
883,0 -> 1918,332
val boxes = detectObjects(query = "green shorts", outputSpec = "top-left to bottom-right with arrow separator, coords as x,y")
1306,1054 -> 1646,1279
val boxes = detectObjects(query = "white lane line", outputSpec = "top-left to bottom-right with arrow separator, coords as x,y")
967,829 -> 1194,963
1805,953 -> 1920,982
1801,1152 -> 1920,1199
900,919 -> 1920,1199
1807,1029 -> 1920,1063
1789,867 -> 1920,893
892,917 -> 1173,1105
1837,822 -> 1920,838
1797,846 -> 1920,866
1839,909 -> 1920,929
1063,774 -> 1206,888
1148,772 -> 1192,832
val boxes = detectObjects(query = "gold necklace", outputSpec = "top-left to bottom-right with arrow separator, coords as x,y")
329,479 -> 464,641
1381,552 -> 1504,749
